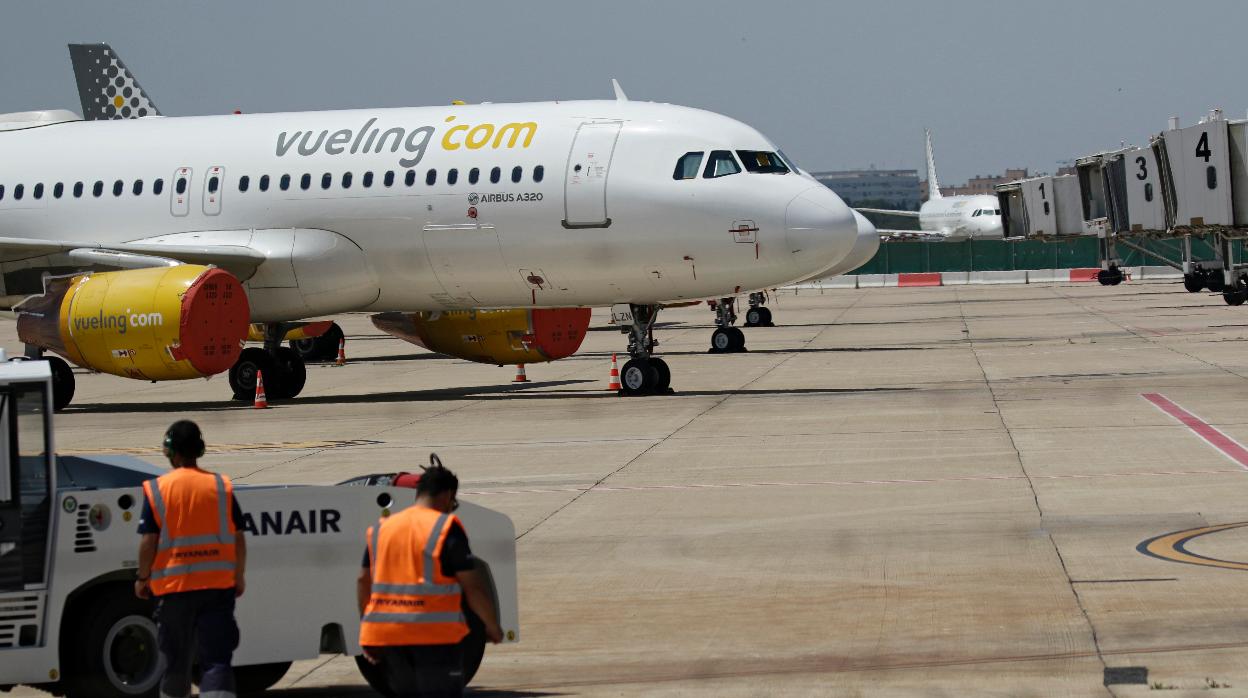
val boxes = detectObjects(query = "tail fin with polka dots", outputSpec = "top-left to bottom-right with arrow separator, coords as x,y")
67,43 -> 161,121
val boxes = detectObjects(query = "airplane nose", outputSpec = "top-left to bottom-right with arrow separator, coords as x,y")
785,187 -> 857,275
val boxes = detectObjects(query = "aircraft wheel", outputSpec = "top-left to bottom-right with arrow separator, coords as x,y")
728,327 -> 747,352
757,307 -> 773,325
1184,274 -> 1204,293
290,322 -> 343,363
710,328 -> 735,353
268,347 -> 307,399
744,307 -> 763,327
650,358 -> 671,391
46,356 -> 76,411
229,347 -> 276,401
620,358 -> 658,395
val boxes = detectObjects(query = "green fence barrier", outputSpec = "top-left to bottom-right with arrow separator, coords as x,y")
853,237 -> 1248,274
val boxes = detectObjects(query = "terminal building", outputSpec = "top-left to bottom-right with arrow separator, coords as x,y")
811,168 -> 921,210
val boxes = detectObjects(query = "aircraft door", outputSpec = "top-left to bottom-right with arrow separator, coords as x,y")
203,166 -> 224,216
563,122 -> 622,229
171,167 -> 192,217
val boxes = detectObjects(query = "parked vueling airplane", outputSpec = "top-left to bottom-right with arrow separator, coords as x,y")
856,130 -> 1005,240
0,49 -> 857,408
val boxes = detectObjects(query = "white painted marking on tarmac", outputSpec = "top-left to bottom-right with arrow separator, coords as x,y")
1143,393 -> 1248,471
461,468 -> 1239,496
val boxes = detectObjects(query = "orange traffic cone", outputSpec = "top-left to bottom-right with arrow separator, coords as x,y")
335,337 -> 347,366
607,353 -> 622,391
253,370 -> 268,409
513,364 -> 529,383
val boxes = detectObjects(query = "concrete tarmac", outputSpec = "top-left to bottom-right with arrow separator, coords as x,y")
16,279 -> 1248,696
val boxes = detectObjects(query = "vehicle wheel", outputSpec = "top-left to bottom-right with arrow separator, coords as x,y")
355,655 -> 396,698
62,590 -> 161,698
290,322 -> 343,363
757,307 -> 773,325
620,358 -> 658,395
1184,274 -> 1204,293
745,308 -> 763,327
236,661 -> 292,695
1207,274 -> 1226,292
710,328 -> 735,353
268,347 -> 306,399
229,347 -> 276,401
649,358 -> 671,391
1224,290 -> 1246,306
728,327 -> 746,352
46,355 -> 76,411
1096,270 -> 1112,286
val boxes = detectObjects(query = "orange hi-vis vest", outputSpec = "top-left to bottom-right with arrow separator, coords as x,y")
142,468 -> 238,596
359,507 -> 468,646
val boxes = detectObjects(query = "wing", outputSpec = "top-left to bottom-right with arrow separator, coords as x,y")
0,236 -> 264,277
855,208 -> 921,218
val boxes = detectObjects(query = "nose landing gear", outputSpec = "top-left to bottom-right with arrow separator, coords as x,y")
743,292 -> 774,327
617,304 -> 672,396
708,298 -> 747,354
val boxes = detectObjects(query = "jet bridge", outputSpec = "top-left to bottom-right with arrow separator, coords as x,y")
996,174 -> 1083,241
1074,145 -> 1175,285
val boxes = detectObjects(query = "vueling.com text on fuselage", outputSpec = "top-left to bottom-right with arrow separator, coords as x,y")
275,116 -> 538,168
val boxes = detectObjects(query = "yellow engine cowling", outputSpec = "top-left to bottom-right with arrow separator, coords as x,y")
371,308 -> 591,365
15,265 -> 251,381
246,320 -> 334,343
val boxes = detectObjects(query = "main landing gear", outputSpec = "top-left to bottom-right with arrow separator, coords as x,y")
709,298 -> 747,354
289,322 -> 344,362
743,292 -> 774,327
617,304 -> 672,396
229,323 -> 307,401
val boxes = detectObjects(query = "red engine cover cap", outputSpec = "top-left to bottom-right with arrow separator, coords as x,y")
393,472 -> 423,489
179,268 -> 250,376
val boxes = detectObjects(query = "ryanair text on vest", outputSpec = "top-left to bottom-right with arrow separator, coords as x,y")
276,116 -> 538,168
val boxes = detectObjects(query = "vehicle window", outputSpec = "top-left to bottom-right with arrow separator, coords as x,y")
384,171 -> 395,187
13,184 -> 23,201
405,170 -> 416,186
152,179 -> 163,196
534,165 -> 545,182
425,169 -> 436,186
363,172 -> 373,188
447,168 -> 458,185
132,180 -> 143,196
490,167 -> 501,184
53,183 -> 64,199
736,150 -> 789,174
238,176 -> 250,193
703,151 -> 741,178
113,180 -> 124,196
301,173 -> 311,190
174,178 -> 185,195
33,183 -> 44,200
259,175 -> 270,192
468,168 -> 480,185
673,152 -> 704,180
74,182 -> 85,198
207,177 -> 219,194
511,166 -> 523,183
321,173 -> 332,190
342,172 -> 353,189
280,174 -> 291,191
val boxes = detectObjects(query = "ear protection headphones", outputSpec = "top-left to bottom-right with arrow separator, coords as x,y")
163,427 -> 206,460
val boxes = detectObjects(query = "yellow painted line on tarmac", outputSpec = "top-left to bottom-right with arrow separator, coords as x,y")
61,439 -> 383,456
1138,522 -> 1248,571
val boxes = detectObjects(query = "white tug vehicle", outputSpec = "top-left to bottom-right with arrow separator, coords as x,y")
0,358 -> 518,696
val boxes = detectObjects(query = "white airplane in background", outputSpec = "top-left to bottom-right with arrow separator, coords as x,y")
0,46 -> 858,407
856,129 -> 1005,240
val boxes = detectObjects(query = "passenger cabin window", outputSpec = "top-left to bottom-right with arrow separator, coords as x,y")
53,183 -> 64,199
736,151 -> 789,174
300,173 -> 311,190
132,180 -> 143,196
33,183 -> 44,200
673,152 -> 704,180
113,180 -> 124,197
511,166 -> 523,183
384,171 -> 395,187
534,165 -> 545,182
238,176 -> 250,192
321,173 -> 332,190
425,169 -> 436,186
468,168 -> 480,185
280,174 -> 290,191
13,184 -> 23,201
490,167 -> 501,184
259,175 -> 270,192
342,172 -> 353,189
0,185 -> 4,201
74,182 -> 84,198
703,151 -> 741,178
153,179 -> 164,195
363,172 -> 374,188
405,170 -> 416,186
447,168 -> 458,185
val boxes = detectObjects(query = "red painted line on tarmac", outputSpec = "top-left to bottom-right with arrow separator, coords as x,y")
1143,393 -> 1248,470
462,468 -> 1239,497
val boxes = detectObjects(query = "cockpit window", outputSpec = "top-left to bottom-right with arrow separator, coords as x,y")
736,150 -> 789,174
703,150 -> 741,179
972,210 -> 981,217
673,152 -> 704,180
778,150 -> 802,174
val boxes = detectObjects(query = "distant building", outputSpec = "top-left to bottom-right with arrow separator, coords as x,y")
921,168 -> 1029,200
811,168 -> 920,210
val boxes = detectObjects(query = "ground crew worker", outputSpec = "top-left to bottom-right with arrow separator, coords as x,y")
135,420 -> 247,698
358,457 -> 503,697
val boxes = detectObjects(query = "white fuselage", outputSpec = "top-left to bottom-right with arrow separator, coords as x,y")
0,101 -> 857,321
918,194 -> 1003,239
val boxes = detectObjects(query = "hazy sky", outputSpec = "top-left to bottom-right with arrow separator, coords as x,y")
3,1 -> 1246,184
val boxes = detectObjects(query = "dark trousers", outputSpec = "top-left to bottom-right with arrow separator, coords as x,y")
374,644 -> 465,698
155,588 -> 239,698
